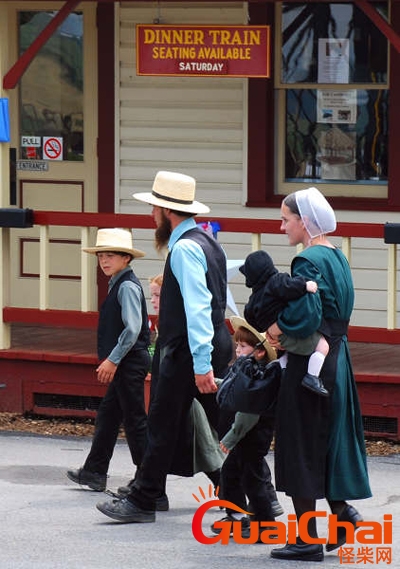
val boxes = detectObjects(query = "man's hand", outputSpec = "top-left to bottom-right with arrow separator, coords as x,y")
96,359 -> 117,384
195,370 -> 217,394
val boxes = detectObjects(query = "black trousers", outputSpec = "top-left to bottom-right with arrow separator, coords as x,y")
84,349 -> 149,474
131,329 -> 232,511
220,417 -> 277,521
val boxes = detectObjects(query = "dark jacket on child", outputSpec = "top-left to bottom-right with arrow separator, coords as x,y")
218,357 -> 279,522
241,250 -> 308,332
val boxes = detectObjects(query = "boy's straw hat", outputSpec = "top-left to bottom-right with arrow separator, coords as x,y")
133,170 -> 210,215
82,228 -> 145,258
230,316 -> 277,361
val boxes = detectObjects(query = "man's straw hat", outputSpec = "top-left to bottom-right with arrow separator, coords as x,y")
82,228 -> 145,258
230,316 -> 277,362
133,171 -> 210,215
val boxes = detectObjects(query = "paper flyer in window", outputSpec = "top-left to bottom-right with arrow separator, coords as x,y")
317,90 -> 357,124
318,38 -> 349,83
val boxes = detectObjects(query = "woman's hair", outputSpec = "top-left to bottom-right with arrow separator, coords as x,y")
149,273 -> 163,287
283,192 -> 300,216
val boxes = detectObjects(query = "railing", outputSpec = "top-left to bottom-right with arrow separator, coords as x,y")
2,210 -> 400,349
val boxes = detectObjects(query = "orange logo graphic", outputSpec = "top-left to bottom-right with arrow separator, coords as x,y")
191,485 -> 393,549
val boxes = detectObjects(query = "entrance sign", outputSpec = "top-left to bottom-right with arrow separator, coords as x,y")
17,160 -> 49,172
136,25 -> 270,78
43,137 -> 63,161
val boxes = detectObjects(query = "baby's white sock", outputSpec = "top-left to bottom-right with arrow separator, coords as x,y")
308,351 -> 325,377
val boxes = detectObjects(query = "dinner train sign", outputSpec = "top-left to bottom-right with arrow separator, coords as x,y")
136,25 -> 271,77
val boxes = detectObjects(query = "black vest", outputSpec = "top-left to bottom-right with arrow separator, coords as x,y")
158,227 -> 227,348
97,269 -> 150,360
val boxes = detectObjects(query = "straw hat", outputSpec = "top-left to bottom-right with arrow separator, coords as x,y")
133,171 -> 210,214
82,228 -> 145,258
230,316 -> 277,361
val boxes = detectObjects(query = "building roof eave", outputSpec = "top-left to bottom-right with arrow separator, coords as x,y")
3,0 -> 400,90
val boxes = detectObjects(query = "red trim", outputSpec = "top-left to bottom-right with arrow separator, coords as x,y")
354,0 -> 400,54
32,210 -> 155,228
97,3 -> 115,214
348,326 -> 400,344
388,3 -> 400,207
355,373 -> 400,384
247,3 -> 274,206
30,210 -> 386,239
97,3 -> 116,308
3,0 -> 82,89
3,307 -> 98,329
4,308 -> 400,346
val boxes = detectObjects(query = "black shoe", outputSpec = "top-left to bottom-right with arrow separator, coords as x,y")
155,493 -> 169,511
117,480 -> 169,511
96,497 -> 155,523
211,514 -> 250,537
302,373 -> 329,397
326,505 -> 364,552
248,500 -> 284,518
271,500 -> 284,517
271,541 -> 324,562
67,468 -> 106,491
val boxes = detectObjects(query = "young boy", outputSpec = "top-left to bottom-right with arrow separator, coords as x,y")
67,228 -> 150,491
212,316 -> 284,540
240,249 -> 330,397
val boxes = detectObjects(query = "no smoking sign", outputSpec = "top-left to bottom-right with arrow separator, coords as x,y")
43,137 -> 63,161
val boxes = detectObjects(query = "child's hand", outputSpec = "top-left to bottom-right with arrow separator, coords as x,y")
219,442 -> 230,454
306,280 -> 318,293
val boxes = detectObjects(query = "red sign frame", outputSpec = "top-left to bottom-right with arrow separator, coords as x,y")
136,25 -> 271,78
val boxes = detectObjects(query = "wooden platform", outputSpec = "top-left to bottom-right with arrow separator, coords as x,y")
3,323 -> 400,376
5,323 -> 97,361
0,323 -> 400,440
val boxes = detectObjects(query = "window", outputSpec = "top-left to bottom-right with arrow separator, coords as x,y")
277,2 -> 389,196
19,11 -> 84,162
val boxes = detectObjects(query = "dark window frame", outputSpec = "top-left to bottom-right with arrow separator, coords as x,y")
247,2 -> 400,211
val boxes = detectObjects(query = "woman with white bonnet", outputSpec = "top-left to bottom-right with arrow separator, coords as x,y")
266,187 -> 372,562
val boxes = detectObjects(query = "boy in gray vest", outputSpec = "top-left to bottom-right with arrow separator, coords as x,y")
66,228 -> 150,492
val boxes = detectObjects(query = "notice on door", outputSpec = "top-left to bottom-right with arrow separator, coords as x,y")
43,137 -> 63,161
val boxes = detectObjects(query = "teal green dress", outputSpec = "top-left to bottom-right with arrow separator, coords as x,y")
275,245 -> 372,500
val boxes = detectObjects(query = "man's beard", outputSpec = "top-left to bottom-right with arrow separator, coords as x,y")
155,210 -> 172,253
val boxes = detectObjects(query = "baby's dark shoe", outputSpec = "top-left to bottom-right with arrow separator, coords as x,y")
302,373 -> 329,397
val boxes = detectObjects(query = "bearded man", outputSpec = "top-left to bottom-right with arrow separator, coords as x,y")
96,171 -> 233,523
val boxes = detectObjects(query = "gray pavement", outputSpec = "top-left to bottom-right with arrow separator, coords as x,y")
0,431 -> 399,569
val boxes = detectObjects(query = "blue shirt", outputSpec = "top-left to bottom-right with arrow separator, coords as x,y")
169,217 -> 217,375
107,267 -> 142,365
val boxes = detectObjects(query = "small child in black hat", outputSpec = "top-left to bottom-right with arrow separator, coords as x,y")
212,317 -> 283,541
240,250 -> 329,397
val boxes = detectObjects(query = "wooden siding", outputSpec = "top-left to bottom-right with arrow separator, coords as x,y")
117,2 -> 247,212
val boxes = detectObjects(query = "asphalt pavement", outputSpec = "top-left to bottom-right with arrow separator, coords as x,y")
0,431 -> 399,569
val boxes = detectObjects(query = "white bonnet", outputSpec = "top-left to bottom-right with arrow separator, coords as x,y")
295,187 -> 337,238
